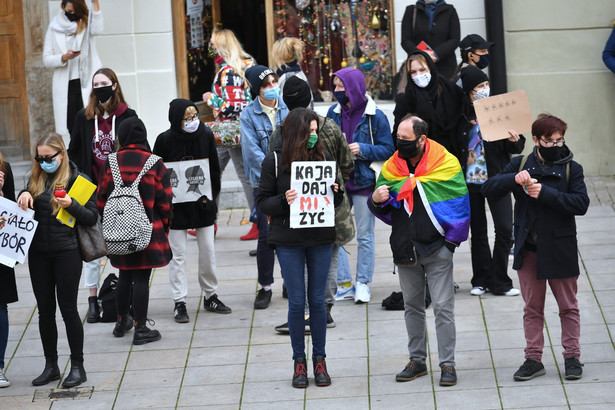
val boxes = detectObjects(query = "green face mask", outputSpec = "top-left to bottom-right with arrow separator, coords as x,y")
307,133 -> 318,149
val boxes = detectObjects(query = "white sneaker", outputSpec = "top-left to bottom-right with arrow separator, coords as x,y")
335,284 -> 355,301
503,288 -> 520,296
470,286 -> 487,296
354,282 -> 371,303
0,368 -> 10,388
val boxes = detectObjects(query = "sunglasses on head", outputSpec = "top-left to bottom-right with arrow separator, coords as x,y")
34,150 -> 62,164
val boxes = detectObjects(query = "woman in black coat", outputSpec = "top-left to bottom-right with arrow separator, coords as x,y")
0,152 -> 17,388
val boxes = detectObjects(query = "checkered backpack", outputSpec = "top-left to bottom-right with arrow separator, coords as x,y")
102,153 -> 161,255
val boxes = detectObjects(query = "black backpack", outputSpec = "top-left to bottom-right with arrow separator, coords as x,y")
97,273 -> 118,322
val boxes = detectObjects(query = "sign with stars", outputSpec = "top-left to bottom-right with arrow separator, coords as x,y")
474,90 -> 533,142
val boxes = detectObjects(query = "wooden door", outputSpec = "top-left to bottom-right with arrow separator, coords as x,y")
0,0 -> 29,160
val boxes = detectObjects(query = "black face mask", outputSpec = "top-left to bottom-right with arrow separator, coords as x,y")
475,54 -> 490,69
538,145 -> 566,163
397,138 -> 421,159
93,85 -> 114,103
65,11 -> 79,22
334,91 -> 349,105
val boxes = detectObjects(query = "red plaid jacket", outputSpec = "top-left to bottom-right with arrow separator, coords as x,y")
97,144 -> 173,269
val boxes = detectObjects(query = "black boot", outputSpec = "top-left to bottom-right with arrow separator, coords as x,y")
32,358 -> 60,386
313,356 -> 331,387
62,360 -> 87,388
113,314 -> 134,337
87,296 -> 101,323
292,358 -> 308,388
133,320 -> 161,345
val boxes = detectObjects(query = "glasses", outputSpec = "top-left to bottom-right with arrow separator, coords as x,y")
184,113 -> 199,122
34,151 -> 61,164
540,138 -> 565,148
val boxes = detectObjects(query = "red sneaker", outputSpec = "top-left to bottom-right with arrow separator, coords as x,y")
240,223 -> 258,241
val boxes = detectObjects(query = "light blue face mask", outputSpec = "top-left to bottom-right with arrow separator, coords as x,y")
262,86 -> 280,101
40,159 -> 61,174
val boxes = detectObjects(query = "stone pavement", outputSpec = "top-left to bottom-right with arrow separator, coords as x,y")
0,177 -> 614,409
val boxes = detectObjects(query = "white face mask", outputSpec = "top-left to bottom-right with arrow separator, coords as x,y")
183,119 -> 200,133
474,87 -> 490,100
412,72 -> 431,88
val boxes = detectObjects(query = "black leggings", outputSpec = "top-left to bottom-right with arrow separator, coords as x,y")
29,248 -> 84,362
116,269 -> 152,324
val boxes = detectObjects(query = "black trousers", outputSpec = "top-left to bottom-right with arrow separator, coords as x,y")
116,269 -> 152,324
67,78 -> 84,134
29,247 -> 84,362
468,185 -> 514,294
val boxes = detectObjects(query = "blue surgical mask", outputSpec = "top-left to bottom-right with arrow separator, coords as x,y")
334,91 -> 349,105
40,159 -> 61,174
262,86 -> 280,101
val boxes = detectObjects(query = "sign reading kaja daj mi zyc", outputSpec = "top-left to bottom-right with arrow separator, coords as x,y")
290,161 -> 336,229
0,196 -> 38,268
165,159 -> 212,203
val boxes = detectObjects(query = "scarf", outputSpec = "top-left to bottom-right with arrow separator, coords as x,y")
375,138 -> 470,242
49,10 -> 78,35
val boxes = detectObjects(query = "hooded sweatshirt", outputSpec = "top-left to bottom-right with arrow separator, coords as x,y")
330,68 -> 368,145
153,98 -> 221,229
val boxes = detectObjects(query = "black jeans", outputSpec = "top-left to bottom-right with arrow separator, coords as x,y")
67,78 -> 84,134
468,185 -> 514,293
116,269 -> 152,324
29,248 -> 84,362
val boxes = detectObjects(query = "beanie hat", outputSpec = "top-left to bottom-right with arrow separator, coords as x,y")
118,116 -> 148,147
245,65 -> 275,95
459,34 -> 494,53
282,76 -> 312,110
459,65 -> 489,95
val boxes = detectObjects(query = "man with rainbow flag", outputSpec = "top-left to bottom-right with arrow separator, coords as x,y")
369,114 -> 470,387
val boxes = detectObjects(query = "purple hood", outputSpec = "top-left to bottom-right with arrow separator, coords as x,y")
330,68 -> 368,143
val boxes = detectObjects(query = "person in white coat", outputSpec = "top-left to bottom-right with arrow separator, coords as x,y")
43,0 -> 103,142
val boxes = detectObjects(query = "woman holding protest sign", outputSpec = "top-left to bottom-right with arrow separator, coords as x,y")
256,108 -> 343,389
17,133 -> 98,388
0,151 -> 18,388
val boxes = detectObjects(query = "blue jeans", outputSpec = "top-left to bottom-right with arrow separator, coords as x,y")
337,193 -> 375,284
277,243 -> 332,359
0,304 -> 7,368
253,188 -> 275,286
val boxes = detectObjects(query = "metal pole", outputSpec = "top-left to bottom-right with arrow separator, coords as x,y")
484,0 -> 507,94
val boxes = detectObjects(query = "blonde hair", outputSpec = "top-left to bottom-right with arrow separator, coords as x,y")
271,37 -> 304,72
210,29 -> 252,81
29,133 -> 71,215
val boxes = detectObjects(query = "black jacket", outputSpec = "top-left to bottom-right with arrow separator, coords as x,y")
256,149 -> 339,248
401,1 -> 461,79
153,99 -> 220,229
28,161 -> 98,253
0,161 -> 18,304
481,149 -> 589,279
68,106 -> 138,182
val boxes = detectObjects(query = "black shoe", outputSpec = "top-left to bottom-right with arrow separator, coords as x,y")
204,294 -> 232,314
174,302 -> 190,323
292,358 -> 308,388
439,365 -> 457,386
87,296 -> 100,323
514,358 -> 546,381
113,314 -> 134,337
133,319 -> 161,345
325,303 -> 336,328
254,288 -> 272,309
275,318 -> 310,334
395,360 -> 428,382
62,361 -> 87,388
564,357 -> 583,380
313,356 -> 331,387
282,283 -> 288,299
31,360 -> 60,386
249,249 -> 257,257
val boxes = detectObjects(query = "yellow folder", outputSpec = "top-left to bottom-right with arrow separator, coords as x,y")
56,175 -> 97,228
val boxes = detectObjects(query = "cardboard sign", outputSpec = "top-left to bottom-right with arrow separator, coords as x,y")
165,159 -> 212,203
474,90 -> 533,142
0,197 -> 38,268
290,161 -> 336,229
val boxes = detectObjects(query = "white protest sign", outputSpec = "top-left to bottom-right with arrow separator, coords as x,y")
290,161 -> 336,229
165,159 -> 212,204
0,196 -> 38,268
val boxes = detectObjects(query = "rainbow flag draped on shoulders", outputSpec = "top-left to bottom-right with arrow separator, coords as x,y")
374,139 -> 470,243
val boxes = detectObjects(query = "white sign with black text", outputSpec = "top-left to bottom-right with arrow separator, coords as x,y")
165,159 -> 212,204
290,161 -> 336,229
0,196 -> 38,268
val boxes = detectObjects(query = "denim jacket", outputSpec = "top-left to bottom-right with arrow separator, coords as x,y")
240,97 -> 289,188
326,96 -> 395,189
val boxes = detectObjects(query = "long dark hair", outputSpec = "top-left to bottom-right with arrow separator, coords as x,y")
85,68 -> 127,120
280,108 -> 324,172
62,0 -> 89,33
